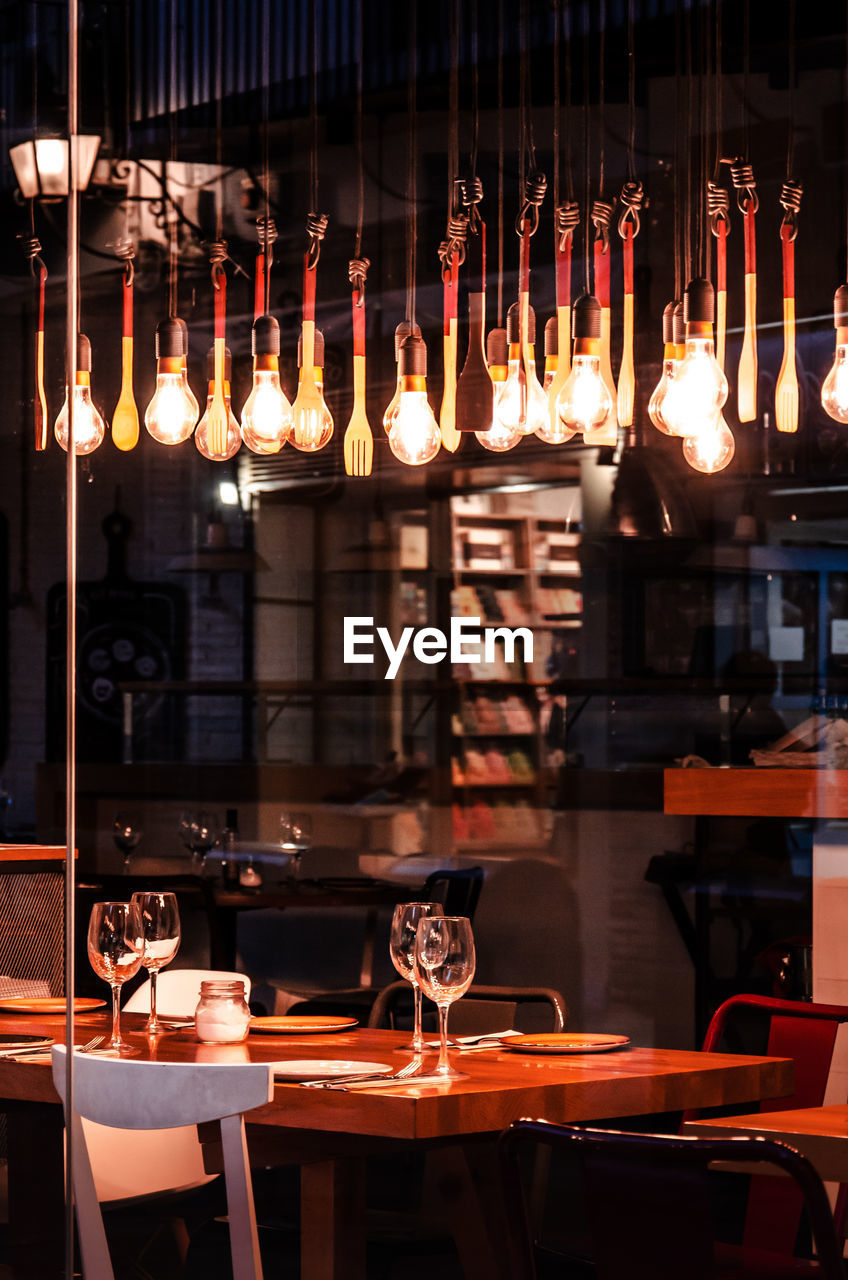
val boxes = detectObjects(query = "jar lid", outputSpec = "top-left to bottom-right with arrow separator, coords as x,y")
199,979 -> 247,997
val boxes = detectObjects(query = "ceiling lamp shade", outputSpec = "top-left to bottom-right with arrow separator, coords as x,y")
9,135 -> 101,198
609,433 -> 698,540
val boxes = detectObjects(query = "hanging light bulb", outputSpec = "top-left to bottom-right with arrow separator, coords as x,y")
648,300 -> 683,436
494,303 -> 549,436
536,316 -> 576,444
556,294 -> 613,435
386,333 -> 441,465
382,321 -> 420,434
240,315 -> 292,454
476,327 -> 522,452
144,318 -> 199,445
287,327 -> 334,452
196,345 -> 241,460
683,417 -> 736,473
821,285 -> 848,423
54,333 -> 106,454
662,279 -> 728,439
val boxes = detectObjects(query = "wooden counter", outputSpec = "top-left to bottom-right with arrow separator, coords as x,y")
663,767 -> 848,818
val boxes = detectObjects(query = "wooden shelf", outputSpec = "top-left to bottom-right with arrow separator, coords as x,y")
663,767 -> 848,818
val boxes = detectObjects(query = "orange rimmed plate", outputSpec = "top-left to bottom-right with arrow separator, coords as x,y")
250,1016 -> 359,1035
0,997 -> 106,1015
508,1033 -> 631,1054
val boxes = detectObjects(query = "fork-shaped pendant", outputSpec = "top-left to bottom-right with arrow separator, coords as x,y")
343,289 -> 373,475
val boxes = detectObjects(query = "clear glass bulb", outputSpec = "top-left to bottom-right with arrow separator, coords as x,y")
241,370 -> 292,454
556,354 -> 612,433
195,386 -> 242,460
476,379 -> 522,452
496,355 -> 549,436
144,368 -> 198,445
54,382 -> 106,454
662,337 -> 727,439
648,358 -> 680,436
387,390 -> 441,465
682,416 -> 735,474
383,376 -> 401,434
822,344 -> 848,423
287,371 -> 334,452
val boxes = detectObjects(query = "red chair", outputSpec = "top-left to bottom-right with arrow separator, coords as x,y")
689,994 -> 848,1259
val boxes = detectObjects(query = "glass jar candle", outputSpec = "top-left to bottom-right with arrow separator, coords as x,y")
194,979 -> 251,1044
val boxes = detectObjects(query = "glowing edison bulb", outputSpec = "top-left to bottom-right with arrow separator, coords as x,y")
144,318 -> 198,445
683,416 -> 735,474
287,326 -> 334,452
496,302 -> 548,436
54,334 -> 106,454
383,320 -> 420,434
386,334 -> 441,465
555,295 -> 612,434
822,286 -> 848,423
663,280 -> 727,439
240,315 -> 291,454
648,301 -> 682,436
475,328 -> 521,453
536,315 -> 576,445
195,346 -> 241,460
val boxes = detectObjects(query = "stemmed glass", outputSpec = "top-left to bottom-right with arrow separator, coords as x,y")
113,811 -> 143,873
414,915 -> 476,1079
280,811 -> 311,883
389,902 -> 444,1053
87,901 -> 145,1056
130,891 -> 181,1035
189,812 -> 219,872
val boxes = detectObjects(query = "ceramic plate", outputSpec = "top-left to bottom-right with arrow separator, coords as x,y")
0,1033 -> 54,1050
508,1033 -> 631,1054
0,997 -> 106,1015
250,1016 -> 359,1035
271,1058 -> 392,1081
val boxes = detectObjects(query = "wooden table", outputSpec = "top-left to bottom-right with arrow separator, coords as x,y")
0,1010 -> 793,1280
684,1104 -> 848,1182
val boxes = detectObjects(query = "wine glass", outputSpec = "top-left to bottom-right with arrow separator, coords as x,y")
389,902 -> 444,1053
113,811 -> 143,873
280,811 -> 311,883
414,915 -> 476,1079
130,891 -> 181,1035
87,901 -> 145,1056
189,811 -> 219,871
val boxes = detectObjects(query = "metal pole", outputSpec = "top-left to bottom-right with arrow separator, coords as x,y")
64,0 -> 79,1273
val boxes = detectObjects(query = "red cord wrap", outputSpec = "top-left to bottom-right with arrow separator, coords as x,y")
519,225 -> 530,297
214,269 -> 226,340
302,253 -> 316,323
254,253 -> 265,322
352,287 -> 366,357
781,222 -> 795,301
622,222 -> 634,296
743,202 -> 756,275
443,252 -> 459,336
594,237 -> 610,308
716,222 -> 727,294
122,272 -> 133,339
556,235 -> 572,310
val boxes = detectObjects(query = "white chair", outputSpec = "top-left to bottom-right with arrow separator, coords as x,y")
76,969 -> 252,1205
124,967 -> 251,1017
53,1047 -> 273,1280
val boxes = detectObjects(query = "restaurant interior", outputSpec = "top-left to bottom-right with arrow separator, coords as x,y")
3,0 -> 848,1276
